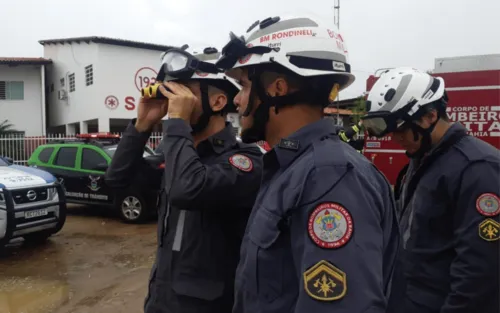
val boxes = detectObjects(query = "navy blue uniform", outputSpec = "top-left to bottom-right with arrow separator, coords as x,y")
394,123 -> 500,313
233,119 -> 400,313
106,119 -> 263,313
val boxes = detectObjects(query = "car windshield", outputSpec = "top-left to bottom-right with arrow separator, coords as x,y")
0,158 -> 7,166
103,144 -> 153,158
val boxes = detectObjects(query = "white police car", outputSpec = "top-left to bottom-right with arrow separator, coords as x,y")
0,156 -> 66,248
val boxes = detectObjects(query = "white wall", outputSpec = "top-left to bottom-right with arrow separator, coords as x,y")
44,42 -> 100,128
0,65 -> 44,136
44,42 -> 163,131
434,54 -> 500,73
96,44 -> 162,119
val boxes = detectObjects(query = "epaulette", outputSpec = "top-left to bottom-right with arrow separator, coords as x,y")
295,136 -> 351,207
312,135 -> 349,169
453,135 -> 499,163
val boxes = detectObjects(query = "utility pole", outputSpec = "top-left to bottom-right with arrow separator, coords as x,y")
334,0 -> 341,125
334,0 -> 340,29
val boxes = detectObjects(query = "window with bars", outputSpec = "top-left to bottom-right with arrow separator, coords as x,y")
85,65 -> 93,86
0,81 -> 24,100
69,73 -> 75,92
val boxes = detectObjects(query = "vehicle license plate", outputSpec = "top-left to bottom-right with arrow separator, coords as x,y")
25,209 -> 48,219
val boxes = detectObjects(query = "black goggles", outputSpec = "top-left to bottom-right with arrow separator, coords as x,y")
216,32 -> 272,70
156,48 -> 220,81
362,112 -> 410,137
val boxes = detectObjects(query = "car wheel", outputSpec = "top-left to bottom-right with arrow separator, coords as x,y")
117,192 -> 148,223
23,231 -> 52,245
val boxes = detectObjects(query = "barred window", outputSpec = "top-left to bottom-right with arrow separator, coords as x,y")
0,81 -> 24,100
69,73 -> 75,92
85,65 -> 93,86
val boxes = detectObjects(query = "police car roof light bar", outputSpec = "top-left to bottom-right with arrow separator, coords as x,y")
76,133 -> 120,139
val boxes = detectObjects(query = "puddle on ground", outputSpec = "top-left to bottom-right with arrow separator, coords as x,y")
0,278 -> 69,313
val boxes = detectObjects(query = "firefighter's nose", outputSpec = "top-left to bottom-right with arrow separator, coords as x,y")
233,92 -> 242,109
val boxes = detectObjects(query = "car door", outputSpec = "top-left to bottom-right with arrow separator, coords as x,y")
50,146 -> 80,201
77,146 -> 114,205
29,146 -> 56,169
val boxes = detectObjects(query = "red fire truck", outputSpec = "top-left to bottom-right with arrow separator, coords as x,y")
363,54 -> 500,185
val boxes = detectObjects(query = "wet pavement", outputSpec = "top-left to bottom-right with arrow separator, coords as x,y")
0,205 -> 157,313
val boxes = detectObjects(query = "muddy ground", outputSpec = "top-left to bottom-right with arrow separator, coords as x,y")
0,205 -> 158,313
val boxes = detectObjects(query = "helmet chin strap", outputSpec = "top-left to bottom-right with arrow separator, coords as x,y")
239,68 -> 310,144
190,81 -> 215,135
405,119 -> 439,159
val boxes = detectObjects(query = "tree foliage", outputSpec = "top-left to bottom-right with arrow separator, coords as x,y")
0,120 -> 19,134
351,96 -> 367,126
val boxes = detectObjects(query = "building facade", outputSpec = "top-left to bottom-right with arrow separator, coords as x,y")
2,36 -> 359,137
40,36 -> 178,134
0,58 -> 51,136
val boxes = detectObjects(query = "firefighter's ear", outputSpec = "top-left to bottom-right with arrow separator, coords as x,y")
419,108 -> 438,128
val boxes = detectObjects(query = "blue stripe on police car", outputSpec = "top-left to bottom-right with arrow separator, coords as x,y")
10,165 -> 57,184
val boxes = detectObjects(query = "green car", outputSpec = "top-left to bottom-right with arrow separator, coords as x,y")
27,134 -> 161,223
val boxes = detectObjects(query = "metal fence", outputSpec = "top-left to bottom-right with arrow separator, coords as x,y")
0,132 -> 163,165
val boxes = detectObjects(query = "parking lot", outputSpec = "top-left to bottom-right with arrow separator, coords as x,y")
0,204 -> 157,313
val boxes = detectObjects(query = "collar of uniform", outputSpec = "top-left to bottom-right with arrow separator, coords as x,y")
413,122 -> 467,166
270,119 -> 337,169
428,122 -> 467,155
197,122 -> 237,155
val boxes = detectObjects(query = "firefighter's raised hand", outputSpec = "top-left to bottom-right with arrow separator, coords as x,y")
162,81 -> 197,122
135,87 -> 169,133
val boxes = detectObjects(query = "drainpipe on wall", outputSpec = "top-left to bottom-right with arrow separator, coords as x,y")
40,64 -> 47,136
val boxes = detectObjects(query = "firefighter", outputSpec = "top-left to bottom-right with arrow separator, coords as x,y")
362,67 -> 500,313
105,47 -> 263,313
338,120 -> 363,152
338,120 -> 362,143
215,15 -> 400,313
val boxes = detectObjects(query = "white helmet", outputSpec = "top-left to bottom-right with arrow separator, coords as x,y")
362,67 -> 448,138
158,47 -> 241,98
162,47 -> 241,90
217,15 -> 355,92
148,46 -> 242,133
215,15 -> 355,143
145,46 -> 241,100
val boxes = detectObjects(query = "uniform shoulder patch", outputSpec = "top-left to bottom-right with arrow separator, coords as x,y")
476,193 -> 500,217
308,202 -> 353,249
303,260 -> 346,301
229,154 -> 253,172
479,218 -> 500,242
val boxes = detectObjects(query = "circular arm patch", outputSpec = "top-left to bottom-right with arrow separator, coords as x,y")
229,154 -> 253,172
308,202 -> 353,249
476,193 -> 500,217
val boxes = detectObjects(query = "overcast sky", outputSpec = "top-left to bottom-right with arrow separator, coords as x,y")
1,0 -> 499,98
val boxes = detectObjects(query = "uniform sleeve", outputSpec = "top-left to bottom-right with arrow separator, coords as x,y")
104,120 -> 162,189
338,130 -> 349,142
290,166 -> 397,313
339,125 -> 360,143
441,161 -> 500,313
344,125 -> 359,139
162,118 -> 262,210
